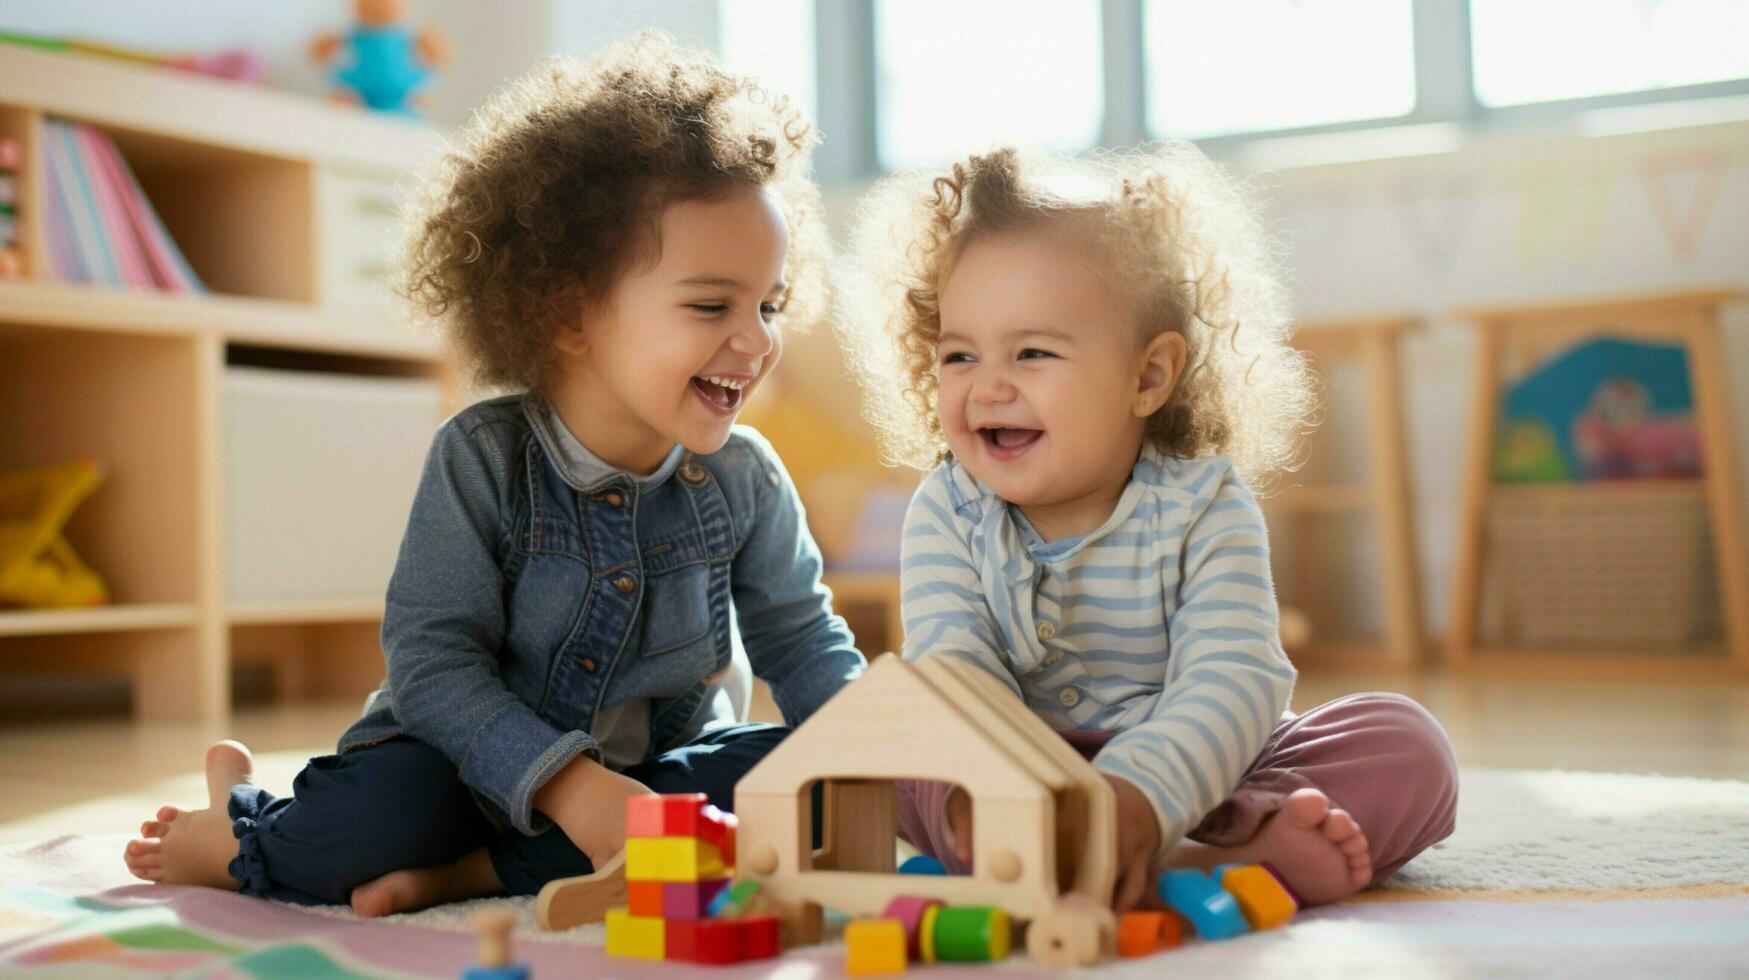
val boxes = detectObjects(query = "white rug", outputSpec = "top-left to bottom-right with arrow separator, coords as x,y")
1380,768 -> 1749,893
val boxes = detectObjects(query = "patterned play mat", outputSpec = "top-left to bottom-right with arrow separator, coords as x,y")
4,769 -> 1747,978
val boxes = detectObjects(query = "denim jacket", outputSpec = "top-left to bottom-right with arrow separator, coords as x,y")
340,394 -> 865,834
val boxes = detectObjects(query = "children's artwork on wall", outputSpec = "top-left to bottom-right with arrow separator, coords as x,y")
1495,336 -> 1701,483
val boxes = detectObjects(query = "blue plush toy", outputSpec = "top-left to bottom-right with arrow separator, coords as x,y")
312,0 -> 448,116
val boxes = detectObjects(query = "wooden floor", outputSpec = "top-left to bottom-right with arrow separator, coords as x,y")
2,668 -> 1746,846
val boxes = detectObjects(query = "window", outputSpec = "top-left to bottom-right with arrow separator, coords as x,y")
1471,0 -> 1749,108
718,0 -> 818,124
874,0 -> 1104,171
1144,0 -> 1417,140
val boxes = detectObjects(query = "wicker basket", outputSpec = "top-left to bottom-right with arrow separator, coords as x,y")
1485,493 -> 1720,649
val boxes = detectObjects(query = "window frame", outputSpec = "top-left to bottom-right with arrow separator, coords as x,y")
797,0 -> 1749,183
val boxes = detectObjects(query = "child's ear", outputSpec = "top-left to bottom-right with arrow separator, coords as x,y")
1134,331 -> 1187,417
553,309 -> 591,356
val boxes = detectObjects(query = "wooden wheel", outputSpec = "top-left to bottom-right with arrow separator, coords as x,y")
1025,897 -> 1110,968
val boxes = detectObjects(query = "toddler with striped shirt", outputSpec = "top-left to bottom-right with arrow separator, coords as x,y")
838,145 -> 1458,911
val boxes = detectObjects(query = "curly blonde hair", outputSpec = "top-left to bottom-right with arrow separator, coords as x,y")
394,33 -> 829,391
837,144 -> 1314,487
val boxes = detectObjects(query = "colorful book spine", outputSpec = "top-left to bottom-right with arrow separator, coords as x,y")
0,136 -> 20,277
38,117 -> 204,293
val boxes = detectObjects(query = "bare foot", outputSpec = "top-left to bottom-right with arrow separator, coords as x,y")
350,849 -> 504,917
123,740 -> 254,890
1167,788 -> 1372,906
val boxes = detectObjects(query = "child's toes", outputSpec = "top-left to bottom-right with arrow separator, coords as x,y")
1338,831 -> 1370,858
141,819 -> 169,838
125,838 -> 162,860
1322,808 -> 1360,843
157,805 -> 185,823
1279,788 -> 1333,829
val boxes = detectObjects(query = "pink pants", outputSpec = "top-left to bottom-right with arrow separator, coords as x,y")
897,692 -> 1459,886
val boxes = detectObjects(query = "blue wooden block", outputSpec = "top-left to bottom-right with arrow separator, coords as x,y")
1158,869 -> 1249,940
899,855 -> 947,875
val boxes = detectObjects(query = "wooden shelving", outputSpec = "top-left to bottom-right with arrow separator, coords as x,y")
0,280 -> 441,361
0,604 -> 198,638
0,48 -> 446,722
227,598 -> 386,626
1447,289 -> 1749,672
1268,317 -> 1425,667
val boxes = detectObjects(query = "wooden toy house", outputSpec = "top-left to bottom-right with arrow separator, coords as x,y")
734,654 -> 1121,967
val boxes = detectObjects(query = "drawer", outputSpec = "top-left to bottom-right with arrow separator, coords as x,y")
224,367 -> 442,602
314,166 -> 405,318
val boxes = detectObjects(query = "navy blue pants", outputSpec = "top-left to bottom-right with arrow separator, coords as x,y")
226,723 -> 794,906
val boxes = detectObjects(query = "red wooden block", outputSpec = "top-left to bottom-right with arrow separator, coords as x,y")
626,793 -> 709,838
627,880 -> 664,917
666,918 -> 743,964
695,805 -> 738,848
663,878 -> 730,920
739,914 -> 781,960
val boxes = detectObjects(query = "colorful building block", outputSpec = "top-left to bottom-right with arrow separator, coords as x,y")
845,918 -> 908,975
709,878 -> 764,918
627,879 -> 664,917
740,914 -> 781,959
882,895 -> 942,959
604,908 -> 666,960
1158,869 -> 1249,940
1117,911 -> 1166,958
695,806 -> 737,849
625,836 -> 726,882
626,793 -> 709,838
1220,864 -> 1298,930
1210,862 -> 1245,886
930,906 -> 1010,962
1159,911 -> 1186,949
663,878 -> 730,920
666,917 -> 744,964
918,905 -> 941,963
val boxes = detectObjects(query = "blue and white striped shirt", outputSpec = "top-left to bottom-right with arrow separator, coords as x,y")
899,442 -> 1296,855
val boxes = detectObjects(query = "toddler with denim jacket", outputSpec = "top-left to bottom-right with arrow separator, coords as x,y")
839,146 -> 1458,911
124,35 -> 864,914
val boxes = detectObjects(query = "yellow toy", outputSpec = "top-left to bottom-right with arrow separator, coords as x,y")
0,460 -> 108,608
845,918 -> 908,975
1219,864 -> 1299,930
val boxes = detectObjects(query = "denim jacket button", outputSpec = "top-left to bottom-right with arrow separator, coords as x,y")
614,576 -> 636,594
679,462 -> 707,486
579,657 -> 597,671
601,491 -> 623,507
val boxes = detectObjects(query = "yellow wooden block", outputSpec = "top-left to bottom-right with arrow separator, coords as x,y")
845,918 -> 908,975
1221,865 -> 1297,929
625,837 -> 726,883
605,907 -> 666,959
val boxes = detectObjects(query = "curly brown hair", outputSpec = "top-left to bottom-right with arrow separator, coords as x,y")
394,33 -> 829,391
836,144 -> 1315,486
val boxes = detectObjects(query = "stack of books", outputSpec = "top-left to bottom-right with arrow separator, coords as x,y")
39,118 -> 203,292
